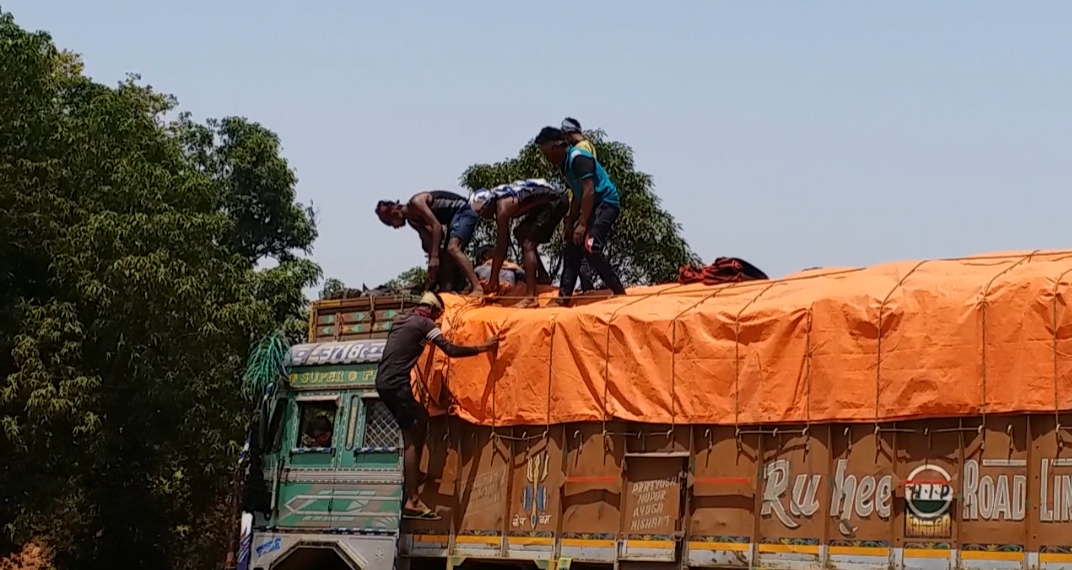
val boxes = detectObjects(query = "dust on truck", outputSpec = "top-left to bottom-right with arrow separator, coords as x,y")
236,250 -> 1072,570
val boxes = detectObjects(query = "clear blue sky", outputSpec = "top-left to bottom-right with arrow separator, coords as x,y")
7,1 -> 1072,293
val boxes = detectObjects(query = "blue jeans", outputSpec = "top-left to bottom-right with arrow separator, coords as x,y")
448,207 -> 478,247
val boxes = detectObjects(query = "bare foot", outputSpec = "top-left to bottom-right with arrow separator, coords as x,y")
514,297 -> 540,309
403,497 -> 440,520
404,497 -> 431,513
468,286 -> 484,298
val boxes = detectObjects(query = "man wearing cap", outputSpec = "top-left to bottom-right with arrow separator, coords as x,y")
376,291 -> 499,520
561,117 -> 597,158
375,191 -> 483,295
469,179 -> 568,308
534,126 -> 627,305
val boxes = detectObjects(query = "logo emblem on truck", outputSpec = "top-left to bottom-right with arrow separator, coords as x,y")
904,464 -> 954,538
522,451 -> 550,529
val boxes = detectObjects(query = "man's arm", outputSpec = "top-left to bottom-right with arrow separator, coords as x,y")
489,198 -> 516,290
565,187 -> 582,230
571,155 -> 598,225
415,224 -> 433,253
409,193 -> 444,262
425,325 -> 497,358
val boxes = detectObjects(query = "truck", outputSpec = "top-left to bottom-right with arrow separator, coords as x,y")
232,250 -> 1072,570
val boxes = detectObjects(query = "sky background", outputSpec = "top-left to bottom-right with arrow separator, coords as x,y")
6,1 -> 1071,296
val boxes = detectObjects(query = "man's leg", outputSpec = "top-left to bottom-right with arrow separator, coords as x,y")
401,420 -> 425,509
513,200 -> 565,308
557,241 -> 583,305
578,259 -> 595,292
534,259 -> 553,285
512,217 -> 541,308
581,203 -> 626,295
378,383 -> 437,517
521,239 -> 541,301
447,209 -> 483,296
437,255 -> 456,292
530,198 -> 569,298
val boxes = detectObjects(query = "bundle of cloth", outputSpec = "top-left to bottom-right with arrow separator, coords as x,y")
678,257 -> 769,285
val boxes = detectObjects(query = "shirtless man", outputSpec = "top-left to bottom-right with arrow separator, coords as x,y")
376,190 -> 482,295
468,179 -> 568,308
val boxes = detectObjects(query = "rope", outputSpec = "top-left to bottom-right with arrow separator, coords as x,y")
734,282 -> 780,426
668,286 -> 731,429
876,260 -> 928,424
601,294 -> 652,434
1051,265 -> 1072,431
979,251 -> 1038,424
545,316 -> 557,437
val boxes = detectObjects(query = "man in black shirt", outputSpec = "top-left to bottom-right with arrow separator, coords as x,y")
376,291 -> 499,519
376,190 -> 483,295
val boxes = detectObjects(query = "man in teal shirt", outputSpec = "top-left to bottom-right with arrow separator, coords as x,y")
534,126 -> 626,305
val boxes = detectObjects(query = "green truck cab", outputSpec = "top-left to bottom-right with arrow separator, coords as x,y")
237,295 -> 416,570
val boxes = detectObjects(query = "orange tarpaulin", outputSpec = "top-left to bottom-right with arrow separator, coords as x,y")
412,250 -> 1072,426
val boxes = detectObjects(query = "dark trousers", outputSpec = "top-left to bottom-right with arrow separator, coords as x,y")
578,259 -> 595,292
559,202 -> 626,300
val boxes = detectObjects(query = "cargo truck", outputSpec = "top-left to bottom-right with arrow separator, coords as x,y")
232,251 -> 1072,570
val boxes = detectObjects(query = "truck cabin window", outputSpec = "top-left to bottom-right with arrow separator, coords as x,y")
298,401 -> 336,450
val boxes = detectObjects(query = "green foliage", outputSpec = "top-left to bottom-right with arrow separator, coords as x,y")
0,11 -> 318,569
460,130 -> 699,286
242,331 -> 291,399
385,267 -> 428,291
321,266 -> 427,300
318,277 -> 346,299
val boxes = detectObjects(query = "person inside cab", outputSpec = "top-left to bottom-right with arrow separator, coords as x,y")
534,127 -> 627,305
376,292 -> 500,520
468,179 -> 568,308
301,415 -> 333,448
375,190 -> 483,295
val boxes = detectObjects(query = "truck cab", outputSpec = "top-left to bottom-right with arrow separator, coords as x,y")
238,294 -> 418,570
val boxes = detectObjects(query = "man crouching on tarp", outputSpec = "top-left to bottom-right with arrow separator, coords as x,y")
469,179 -> 569,308
376,291 -> 499,520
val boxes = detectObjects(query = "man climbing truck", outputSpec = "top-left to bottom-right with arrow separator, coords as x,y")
376,291 -> 498,520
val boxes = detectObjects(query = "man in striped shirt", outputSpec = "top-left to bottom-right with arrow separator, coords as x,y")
376,292 -> 499,520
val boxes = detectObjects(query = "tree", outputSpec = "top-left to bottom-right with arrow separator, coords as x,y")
318,277 -> 346,299
169,114 -> 321,346
385,267 -> 428,291
318,267 -> 427,301
460,130 -> 699,287
0,11 -> 318,569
